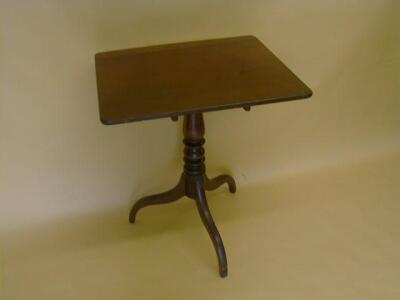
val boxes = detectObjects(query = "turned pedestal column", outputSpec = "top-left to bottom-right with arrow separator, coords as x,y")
129,113 -> 236,277
95,36 -> 312,278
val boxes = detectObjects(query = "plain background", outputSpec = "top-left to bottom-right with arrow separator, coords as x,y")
0,0 -> 399,299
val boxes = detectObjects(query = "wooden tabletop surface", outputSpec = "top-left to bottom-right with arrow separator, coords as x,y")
95,36 -> 312,125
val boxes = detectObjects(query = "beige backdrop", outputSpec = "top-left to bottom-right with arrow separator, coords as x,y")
0,1 -> 399,299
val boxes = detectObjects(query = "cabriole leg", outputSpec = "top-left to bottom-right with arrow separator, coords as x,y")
193,180 -> 228,277
205,174 -> 236,193
129,175 -> 185,223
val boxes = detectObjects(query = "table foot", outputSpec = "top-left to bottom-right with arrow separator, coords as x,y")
194,180 -> 228,277
205,174 -> 236,193
129,175 -> 185,223
129,113 -> 233,277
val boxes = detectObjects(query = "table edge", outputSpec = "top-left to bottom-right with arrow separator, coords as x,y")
99,90 -> 312,125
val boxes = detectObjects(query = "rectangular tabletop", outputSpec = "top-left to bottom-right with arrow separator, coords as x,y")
95,36 -> 312,125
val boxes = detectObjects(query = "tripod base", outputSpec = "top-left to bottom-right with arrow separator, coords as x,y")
129,113 -> 236,278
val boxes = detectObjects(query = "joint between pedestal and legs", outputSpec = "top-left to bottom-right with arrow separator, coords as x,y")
129,112 -> 236,277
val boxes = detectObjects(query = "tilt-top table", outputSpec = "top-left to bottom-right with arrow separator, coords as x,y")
95,35 -> 312,277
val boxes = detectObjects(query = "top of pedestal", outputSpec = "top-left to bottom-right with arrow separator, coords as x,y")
95,35 -> 312,125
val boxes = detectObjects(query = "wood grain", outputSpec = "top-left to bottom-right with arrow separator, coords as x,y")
95,36 -> 312,124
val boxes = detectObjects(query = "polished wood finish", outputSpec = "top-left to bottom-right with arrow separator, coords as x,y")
205,175 -> 236,193
129,175 -> 185,224
96,36 -> 313,278
95,35 -> 312,125
129,113 -> 233,277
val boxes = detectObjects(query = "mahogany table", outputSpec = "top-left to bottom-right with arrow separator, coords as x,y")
95,36 -> 312,277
